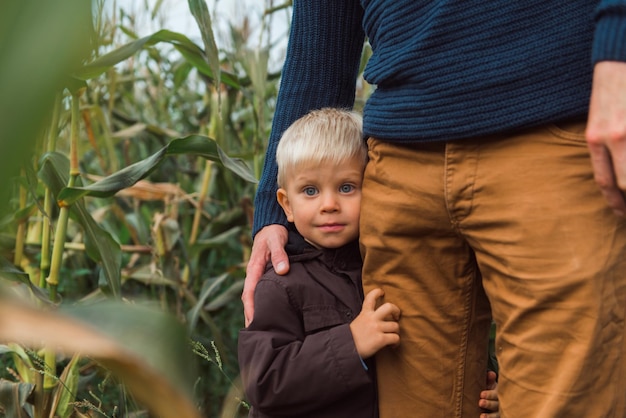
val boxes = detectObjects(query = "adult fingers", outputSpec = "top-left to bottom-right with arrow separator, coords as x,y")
242,254 -> 265,326
587,142 -> 626,216
262,224 -> 290,274
586,61 -> 626,216
242,225 -> 289,326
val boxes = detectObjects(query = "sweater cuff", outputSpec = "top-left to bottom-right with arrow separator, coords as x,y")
592,10 -> 626,64
252,190 -> 288,238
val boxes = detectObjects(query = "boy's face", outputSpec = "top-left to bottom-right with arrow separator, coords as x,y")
277,156 -> 364,249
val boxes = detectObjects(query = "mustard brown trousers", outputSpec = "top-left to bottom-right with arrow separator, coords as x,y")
361,122 -> 626,417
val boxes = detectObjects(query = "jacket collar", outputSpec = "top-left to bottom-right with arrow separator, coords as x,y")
285,224 -> 362,272
284,224 -> 364,310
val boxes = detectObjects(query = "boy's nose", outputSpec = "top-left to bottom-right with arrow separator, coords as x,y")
320,193 -> 340,212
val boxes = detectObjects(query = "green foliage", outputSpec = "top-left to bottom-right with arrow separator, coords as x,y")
0,0 -> 299,416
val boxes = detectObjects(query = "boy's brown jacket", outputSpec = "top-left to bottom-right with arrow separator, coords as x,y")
238,229 -> 377,418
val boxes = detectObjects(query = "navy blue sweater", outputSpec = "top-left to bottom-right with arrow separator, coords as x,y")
253,0 -> 626,236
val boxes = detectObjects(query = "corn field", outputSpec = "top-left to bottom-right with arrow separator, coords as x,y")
0,0 -> 329,416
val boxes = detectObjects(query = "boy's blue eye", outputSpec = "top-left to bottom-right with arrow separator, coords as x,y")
303,187 -> 317,196
340,184 -> 354,193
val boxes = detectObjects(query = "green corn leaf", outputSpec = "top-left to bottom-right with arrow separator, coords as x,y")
0,258 -> 50,304
195,226 -> 242,249
56,135 -> 257,207
75,30 -> 239,88
0,379 -> 34,418
187,272 -> 230,331
203,279 -> 244,312
0,257 -> 30,283
53,354 -> 81,418
188,0 -> 221,103
4,343 -> 36,385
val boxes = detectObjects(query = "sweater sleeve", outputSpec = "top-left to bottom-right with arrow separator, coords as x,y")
238,279 -> 371,416
252,0 -> 365,237
593,0 -> 626,63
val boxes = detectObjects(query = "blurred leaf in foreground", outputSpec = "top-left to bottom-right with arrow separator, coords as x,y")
0,0 -> 92,216
0,290 -> 202,418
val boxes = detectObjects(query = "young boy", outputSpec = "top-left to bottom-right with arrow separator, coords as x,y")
238,108 -> 499,418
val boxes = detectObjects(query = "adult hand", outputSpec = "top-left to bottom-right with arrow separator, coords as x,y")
242,224 -> 289,326
586,60 -> 626,216
350,288 -> 401,359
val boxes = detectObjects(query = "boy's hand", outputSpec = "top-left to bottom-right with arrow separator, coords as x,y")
350,288 -> 401,359
479,370 -> 499,418
242,225 -> 289,326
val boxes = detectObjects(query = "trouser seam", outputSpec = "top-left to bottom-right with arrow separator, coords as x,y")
454,263 -> 476,417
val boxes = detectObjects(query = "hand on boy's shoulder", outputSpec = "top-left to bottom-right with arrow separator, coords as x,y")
243,224 -> 289,326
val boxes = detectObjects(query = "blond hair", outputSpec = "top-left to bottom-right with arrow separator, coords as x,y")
276,108 -> 366,187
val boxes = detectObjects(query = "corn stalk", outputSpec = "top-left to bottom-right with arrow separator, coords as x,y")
46,90 -> 83,302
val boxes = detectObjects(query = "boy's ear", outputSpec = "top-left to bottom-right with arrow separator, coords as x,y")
276,188 -> 295,222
